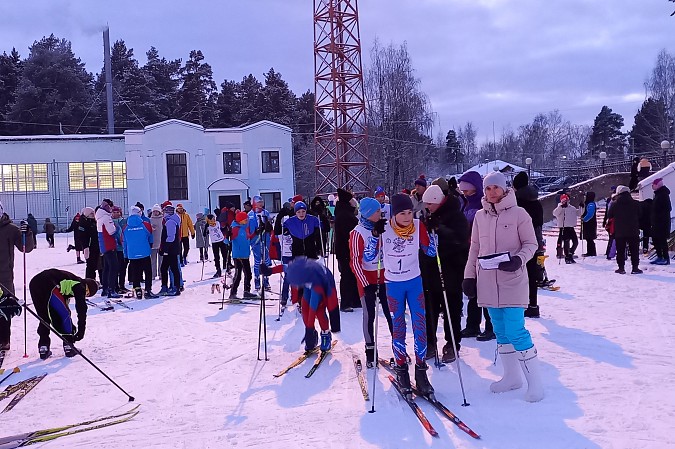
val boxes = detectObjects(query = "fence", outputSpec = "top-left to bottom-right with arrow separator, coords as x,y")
0,160 -> 128,230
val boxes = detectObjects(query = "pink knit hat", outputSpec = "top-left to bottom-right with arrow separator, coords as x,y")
652,178 -> 664,190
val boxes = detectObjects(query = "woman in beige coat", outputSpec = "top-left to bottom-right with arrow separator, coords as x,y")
462,171 -> 544,402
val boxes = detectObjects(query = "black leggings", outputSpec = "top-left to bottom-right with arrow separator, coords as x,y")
231,258 -> 252,295
360,284 -> 393,345
212,241 -> 227,272
161,253 -> 181,287
129,257 -> 152,291
181,237 -> 190,263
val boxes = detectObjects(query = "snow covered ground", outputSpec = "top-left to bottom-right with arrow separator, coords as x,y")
2,233 -> 674,448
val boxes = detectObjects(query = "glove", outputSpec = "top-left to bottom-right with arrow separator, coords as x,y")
74,325 -> 85,341
462,278 -> 477,298
83,247 -> 90,260
372,219 -> 386,237
0,295 -> 22,321
20,220 -> 28,233
425,214 -> 439,232
265,221 -> 273,233
498,256 -> 522,272
260,264 -> 273,277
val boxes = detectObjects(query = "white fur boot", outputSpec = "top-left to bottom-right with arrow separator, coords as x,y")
518,346 -> 544,402
490,343 -> 523,393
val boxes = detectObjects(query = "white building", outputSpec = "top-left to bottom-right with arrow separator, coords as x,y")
124,119 -> 294,215
0,119 -> 294,226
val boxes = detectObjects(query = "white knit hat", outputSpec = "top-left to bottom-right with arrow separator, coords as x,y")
421,184 -> 445,204
483,171 -> 508,191
130,206 -> 142,216
151,204 -> 162,212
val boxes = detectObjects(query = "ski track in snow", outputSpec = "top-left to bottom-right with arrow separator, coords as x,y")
1,234 -> 674,448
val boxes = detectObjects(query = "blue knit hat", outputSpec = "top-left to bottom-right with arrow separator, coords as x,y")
359,197 -> 380,219
294,201 -> 307,212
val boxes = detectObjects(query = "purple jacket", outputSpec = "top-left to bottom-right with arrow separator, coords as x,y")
458,171 -> 484,225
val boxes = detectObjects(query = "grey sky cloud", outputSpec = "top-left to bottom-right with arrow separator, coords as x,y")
1,0 -> 673,140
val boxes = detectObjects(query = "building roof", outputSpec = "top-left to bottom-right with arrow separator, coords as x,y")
0,134 -> 123,142
123,119 -> 292,135
465,159 -> 543,177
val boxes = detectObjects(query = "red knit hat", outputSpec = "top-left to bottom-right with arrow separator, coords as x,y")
560,194 -> 569,202
235,211 -> 248,223
292,195 -> 303,203
161,201 -> 172,209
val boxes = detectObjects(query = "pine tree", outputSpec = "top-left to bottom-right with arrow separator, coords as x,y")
589,106 -> 625,158
630,98 -> 670,155
214,79 -> 237,127
260,68 -> 297,127
234,74 -> 264,126
9,35 -> 94,135
445,129 -> 461,164
93,40 -> 156,132
143,46 -> 181,123
176,50 -> 217,127
0,48 -> 22,134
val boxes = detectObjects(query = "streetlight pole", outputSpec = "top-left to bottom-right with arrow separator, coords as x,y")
525,157 -> 532,179
599,151 -> 607,175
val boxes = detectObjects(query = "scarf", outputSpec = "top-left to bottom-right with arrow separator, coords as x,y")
359,215 -> 375,231
390,218 -> 415,239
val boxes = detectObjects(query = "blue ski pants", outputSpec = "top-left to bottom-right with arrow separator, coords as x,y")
386,276 -> 427,366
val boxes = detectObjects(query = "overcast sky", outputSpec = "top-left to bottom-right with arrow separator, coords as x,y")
1,0 -> 673,139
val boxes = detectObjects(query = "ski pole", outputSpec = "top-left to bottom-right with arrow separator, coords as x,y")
22,230 -> 28,359
432,231 -> 470,406
369,239 -> 383,414
257,222 -> 269,361
0,283 -> 134,401
0,367 -> 20,385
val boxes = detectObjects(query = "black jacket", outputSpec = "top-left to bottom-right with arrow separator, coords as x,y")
29,269 -> 88,335
309,196 -> 331,239
429,195 -> 469,269
333,189 -> 358,260
639,199 -> 653,234
581,191 -> 598,241
607,192 -> 640,239
66,216 -> 87,250
27,214 -> 38,235
80,216 -> 100,253
515,185 -> 544,247
0,214 -> 34,294
651,186 -> 672,239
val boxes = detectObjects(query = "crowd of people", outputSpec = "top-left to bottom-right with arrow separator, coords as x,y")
1,165 -> 673,403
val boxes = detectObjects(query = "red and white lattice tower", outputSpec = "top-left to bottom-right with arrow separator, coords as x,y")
314,0 -> 369,196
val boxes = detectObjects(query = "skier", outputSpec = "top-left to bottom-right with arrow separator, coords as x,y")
553,194 -> 580,264
374,187 -> 390,220
96,200 -> 121,298
229,212 -> 256,299
650,178 -> 671,265
349,197 -> 393,367
463,171 -> 544,402
176,204 -> 195,265
28,269 -> 98,359
65,212 -> 86,264
581,191 -> 598,257
204,214 -> 226,278
458,171 -> 494,341
261,257 -> 340,352
275,202 -> 294,307
0,201 -> 34,357
248,196 -> 273,292
380,193 -> 436,398
123,206 -> 158,299
512,172 -> 545,318
421,184 -> 469,363
43,218 -> 55,248
159,204 -> 182,296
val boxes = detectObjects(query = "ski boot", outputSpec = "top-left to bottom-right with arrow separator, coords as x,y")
0,349 -> 5,368
167,287 -> 180,296
144,290 -> 159,299
524,305 -> 540,318
107,289 -> 122,299
320,330 -> 332,352
394,363 -> 413,400
415,362 -> 435,399
63,342 -> 78,358
243,291 -> 257,298
39,345 -> 52,360
365,344 -> 375,369
134,288 -> 143,299
303,328 -> 318,353
229,290 -> 238,299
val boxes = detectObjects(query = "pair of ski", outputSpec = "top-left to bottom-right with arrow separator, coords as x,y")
377,358 -> 480,440
1,373 -> 47,413
273,341 -> 338,378
85,298 -> 133,311
0,404 -> 140,448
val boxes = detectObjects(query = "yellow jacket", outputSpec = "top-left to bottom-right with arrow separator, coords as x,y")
178,210 -> 195,238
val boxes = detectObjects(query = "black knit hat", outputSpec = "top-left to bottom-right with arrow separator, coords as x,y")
513,171 -> 529,190
390,193 -> 413,216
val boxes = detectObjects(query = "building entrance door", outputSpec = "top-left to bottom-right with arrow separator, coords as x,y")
218,195 -> 241,211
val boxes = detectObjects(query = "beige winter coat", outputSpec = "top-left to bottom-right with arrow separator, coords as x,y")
464,189 -> 538,308
552,203 -> 581,228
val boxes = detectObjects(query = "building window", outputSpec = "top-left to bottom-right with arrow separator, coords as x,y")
0,164 -> 49,192
167,153 -> 188,201
68,162 -> 127,191
261,192 -> 282,213
223,152 -> 241,174
261,150 -> 280,173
